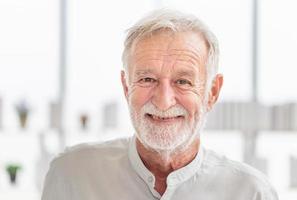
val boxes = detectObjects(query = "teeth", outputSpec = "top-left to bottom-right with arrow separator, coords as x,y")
151,115 -> 176,120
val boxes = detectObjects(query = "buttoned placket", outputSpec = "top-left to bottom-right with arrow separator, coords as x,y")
128,136 -> 204,200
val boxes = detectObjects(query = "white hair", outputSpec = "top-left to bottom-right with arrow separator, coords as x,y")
122,9 -> 220,88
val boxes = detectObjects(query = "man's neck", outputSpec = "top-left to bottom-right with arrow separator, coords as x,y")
135,138 -> 200,195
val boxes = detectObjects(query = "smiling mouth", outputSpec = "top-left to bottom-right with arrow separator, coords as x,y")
145,113 -> 184,122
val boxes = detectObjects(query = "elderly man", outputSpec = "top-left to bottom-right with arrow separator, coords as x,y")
42,9 -> 278,200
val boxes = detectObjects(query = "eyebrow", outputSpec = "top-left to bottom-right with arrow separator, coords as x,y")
135,69 -> 155,76
135,68 -> 198,78
175,70 -> 196,78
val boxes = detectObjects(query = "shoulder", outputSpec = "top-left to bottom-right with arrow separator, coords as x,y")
50,137 -> 132,171
203,148 -> 267,180
42,137 -> 133,199
201,148 -> 278,199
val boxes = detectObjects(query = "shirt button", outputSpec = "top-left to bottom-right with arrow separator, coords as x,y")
148,176 -> 153,183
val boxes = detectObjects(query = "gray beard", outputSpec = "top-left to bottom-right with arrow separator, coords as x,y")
128,102 -> 207,161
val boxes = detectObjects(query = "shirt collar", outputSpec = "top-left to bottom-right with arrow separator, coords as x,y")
128,135 -> 204,188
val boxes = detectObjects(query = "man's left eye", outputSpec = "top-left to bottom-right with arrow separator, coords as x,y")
176,79 -> 192,86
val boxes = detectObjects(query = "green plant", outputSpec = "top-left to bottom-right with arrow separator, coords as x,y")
6,164 -> 22,184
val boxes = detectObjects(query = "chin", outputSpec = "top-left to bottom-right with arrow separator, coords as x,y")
137,128 -> 197,152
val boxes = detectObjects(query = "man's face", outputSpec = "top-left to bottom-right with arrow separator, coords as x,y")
122,31 -> 215,152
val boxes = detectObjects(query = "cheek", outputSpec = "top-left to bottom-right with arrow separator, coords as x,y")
178,93 -> 203,118
129,87 -> 152,109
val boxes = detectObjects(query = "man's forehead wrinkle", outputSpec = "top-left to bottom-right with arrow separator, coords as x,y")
131,57 -> 203,78
171,53 -> 201,67
133,58 -> 165,68
133,50 -> 202,66
170,46 -> 206,64
133,49 -> 168,62
170,48 -> 203,60
134,49 -> 166,55
169,49 -> 205,73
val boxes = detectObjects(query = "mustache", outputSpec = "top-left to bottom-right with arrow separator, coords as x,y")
140,102 -> 188,118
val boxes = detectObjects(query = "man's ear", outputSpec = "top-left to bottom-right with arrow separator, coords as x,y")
206,74 -> 223,111
121,70 -> 129,100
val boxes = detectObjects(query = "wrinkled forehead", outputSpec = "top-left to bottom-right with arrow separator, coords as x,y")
134,31 -> 208,52
128,31 -> 209,73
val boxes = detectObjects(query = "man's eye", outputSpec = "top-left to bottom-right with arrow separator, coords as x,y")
176,79 -> 192,85
136,77 -> 157,87
140,77 -> 156,83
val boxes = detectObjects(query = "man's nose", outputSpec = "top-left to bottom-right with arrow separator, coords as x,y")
151,80 -> 177,111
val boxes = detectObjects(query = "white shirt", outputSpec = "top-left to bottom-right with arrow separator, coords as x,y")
42,136 -> 278,200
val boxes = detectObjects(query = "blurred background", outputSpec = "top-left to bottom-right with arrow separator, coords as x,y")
0,0 -> 297,199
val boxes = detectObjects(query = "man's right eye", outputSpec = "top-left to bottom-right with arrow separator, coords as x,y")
139,77 -> 156,83
137,77 -> 157,87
